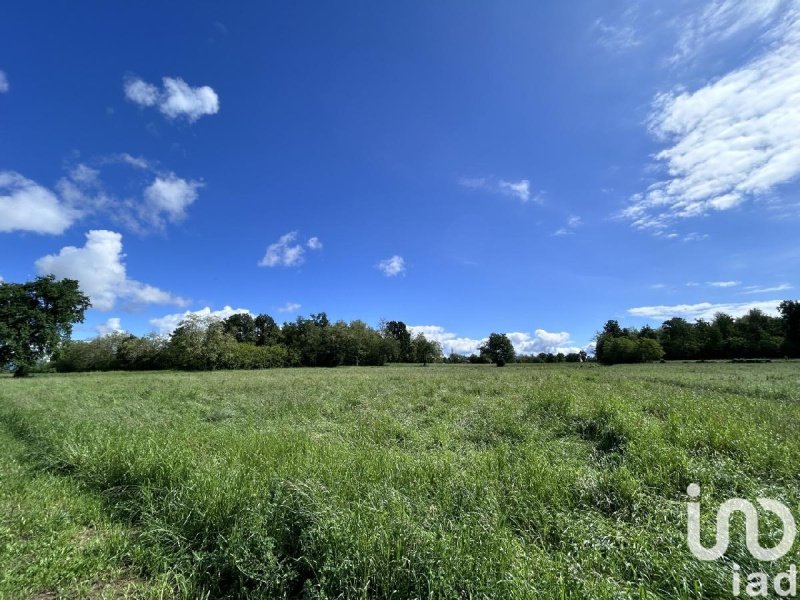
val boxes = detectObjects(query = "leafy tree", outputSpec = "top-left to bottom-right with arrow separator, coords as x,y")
223,313 -> 257,344
0,276 -> 91,376
479,333 -> 516,367
381,320 -> 413,362
411,333 -> 442,366
779,300 -> 800,357
659,318 -> 698,360
254,314 -> 281,346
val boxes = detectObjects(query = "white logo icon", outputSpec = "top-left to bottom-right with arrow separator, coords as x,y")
687,483 -> 796,562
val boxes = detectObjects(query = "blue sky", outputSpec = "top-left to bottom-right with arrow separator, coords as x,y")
1,0 -> 798,355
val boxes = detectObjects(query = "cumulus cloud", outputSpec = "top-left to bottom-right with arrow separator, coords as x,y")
408,325 -> 584,356
34,230 -> 187,311
624,3 -> 800,232
149,305 -> 251,335
377,255 -> 406,277
628,299 -> 783,321
258,232 -> 317,267
55,157 -> 201,232
96,317 -> 125,336
0,171 -> 79,234
0,70 -> 8,93
124,76 -> 219,122
458,177 -> 539,203
277,302 -> 302,313
143,174 -> 201,226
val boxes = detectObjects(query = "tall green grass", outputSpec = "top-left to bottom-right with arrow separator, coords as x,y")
1,363 -> 798,598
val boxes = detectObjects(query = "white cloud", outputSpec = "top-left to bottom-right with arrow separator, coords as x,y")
258,231 -> 312,267
554,215 -> 582,236
0,70 -> 8,93
506,330 -> 583,355
277,302 -> 301,313
96,317 -> 125,337
673,0 -> 784,63
124,79 -> 158,105
459,177 -> 539,203
116,153 -> 150,169
628,299 -> 783,321
742,283 -> 793,294
149,305 -> 251,335
408,325 -> 584,356
143,174 -> 201,226
307,237 -> 323,250
34,230 -> 187,311
594,18 -> 640,51
498,179 -> 531,202
708,280 -> 741,288
377,255 -> 406,277
0,171 -> 78,234
624,4 -> 800,232
124,76 -> 219,122
52,157 -> 201,232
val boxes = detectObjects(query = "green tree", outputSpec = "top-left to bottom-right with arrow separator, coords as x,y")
411,333 -> 442,366
254,314 -> 281,346
659,318 -> 698,360
223,313 -> 257,344
381,320 -> 413,362
479,333 -> 516,367
779,300 -> 800,357
0,276 -> 91,376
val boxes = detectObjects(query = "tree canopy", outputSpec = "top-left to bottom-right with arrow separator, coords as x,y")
0,276 -> 91,376
479,333 -> 516,367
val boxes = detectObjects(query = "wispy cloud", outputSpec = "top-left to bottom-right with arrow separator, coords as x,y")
0,70 -> 8,93
54,155 -> 202,232
672,0 -> 784,64
623,3 -> 800,233
277,302 -> 302,313
554,215 -> 582,236
742,283 -> 793,294
707,280 -> 740,288
594,18 -> 640,51
458,176 -> 539,203
628,299 -> 783,321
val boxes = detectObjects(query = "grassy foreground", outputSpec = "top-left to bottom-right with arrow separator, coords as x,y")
0,363 -> 798,599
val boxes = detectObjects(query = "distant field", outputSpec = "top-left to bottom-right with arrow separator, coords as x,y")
1,363 -> 799,599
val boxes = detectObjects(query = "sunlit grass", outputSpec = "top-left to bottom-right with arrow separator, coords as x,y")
1,363 -> 798,598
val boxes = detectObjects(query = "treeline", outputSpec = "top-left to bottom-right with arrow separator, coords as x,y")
596,301 -> 800,364
445,350 -> 589,364
54,314 -> 444,372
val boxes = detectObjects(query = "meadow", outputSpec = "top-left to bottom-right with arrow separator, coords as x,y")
1,362 -> 798,599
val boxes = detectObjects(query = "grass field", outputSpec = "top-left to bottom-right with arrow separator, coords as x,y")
1,363 -> 799,599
